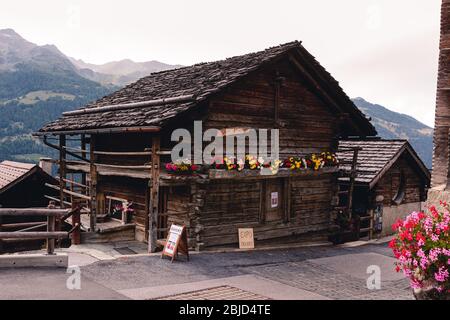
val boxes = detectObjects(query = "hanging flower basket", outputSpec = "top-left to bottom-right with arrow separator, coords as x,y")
389,202 -> 450,300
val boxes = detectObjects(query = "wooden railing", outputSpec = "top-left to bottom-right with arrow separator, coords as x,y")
0,202 -> 82,254
38,136 -> 166,252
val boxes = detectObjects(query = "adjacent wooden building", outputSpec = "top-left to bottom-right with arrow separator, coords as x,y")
0,161 -> 56,208
36,41 -> 377,250
338,139 -> 431,237
0,160 -> 58,253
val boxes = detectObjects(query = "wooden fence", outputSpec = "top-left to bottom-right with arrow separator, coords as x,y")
0,202 -> 81,254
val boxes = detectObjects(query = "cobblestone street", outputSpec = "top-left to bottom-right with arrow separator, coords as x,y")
0,240 -> 414,300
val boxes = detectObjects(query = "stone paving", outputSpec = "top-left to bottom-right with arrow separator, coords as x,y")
0,241 -> 415,300
246,260 -> 413,300
78,242 -> 413,300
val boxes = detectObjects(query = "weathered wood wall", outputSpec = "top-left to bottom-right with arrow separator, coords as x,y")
193,173 -> 336,248
206,59 -> 339,158
374,154 -> 425,206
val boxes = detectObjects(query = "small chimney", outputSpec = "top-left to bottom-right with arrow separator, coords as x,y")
39,157 -> 53,176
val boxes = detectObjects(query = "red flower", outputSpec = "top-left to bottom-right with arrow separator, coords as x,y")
388,238 -> 397,249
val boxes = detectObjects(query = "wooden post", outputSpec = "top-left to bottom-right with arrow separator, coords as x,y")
89,135 -> 97,232
59,135 -> 66,209
283,177 -> 291,223
71,201 -> 81,245
148,135 -> 160,253
81,134 -> 88,209
81,134 -> 87,188
46,202 -> 56,255
0,205 -> 3,253
369,209 -> 374,240
259,180 -> 266,223
347,148 -> 359,220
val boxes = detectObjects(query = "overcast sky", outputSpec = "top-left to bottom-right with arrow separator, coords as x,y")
0,0 -> 441,127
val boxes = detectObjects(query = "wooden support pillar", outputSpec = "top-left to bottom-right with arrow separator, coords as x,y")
59,135 -> 66,209
283,177 -> 292,223
259,180 -> 266,223
369,209 -> 374,240
0,205 -> 3,253
71,201 -> 81,245
89,135 -> 97,232
46,202 -> 56,255
81,134 -> 87,198
148,135 -> 161,253
347,148 -> 359,220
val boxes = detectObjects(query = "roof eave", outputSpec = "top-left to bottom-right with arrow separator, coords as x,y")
34,125 -> 161,136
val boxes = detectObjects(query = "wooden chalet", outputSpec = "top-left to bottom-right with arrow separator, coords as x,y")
338,139 -> 431,237
0,160 -> 58,253
36,41 -> 377,251
0,161 -> 56,208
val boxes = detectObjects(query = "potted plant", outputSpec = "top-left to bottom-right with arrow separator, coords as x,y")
389,202 -> 450,300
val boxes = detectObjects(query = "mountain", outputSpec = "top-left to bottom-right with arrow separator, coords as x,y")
352,97 -> 433,168
0,28 -> 115,162
0,29 -> 434,169
69,57 -> 182,86
0,28 -> 180,163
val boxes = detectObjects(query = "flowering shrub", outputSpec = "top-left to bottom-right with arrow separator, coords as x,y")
389,202 -> 450,296
165,159 -> 199,174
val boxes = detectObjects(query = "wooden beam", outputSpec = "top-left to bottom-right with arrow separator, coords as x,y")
0,232 -> 68,240
56,177 -> 89,190
47,202 -> 56,254
59,135 -> 67,209
283,177 -> 292,223
148,136 -> 161,253
45,183 -> 91,200
71,202 -> 81,245
36,126 -> 161,136
0,222 -> 45,230
0,208 -> 69,217
42,136 -> 88,162
89,135 -> 97,232
81,134 -> 87,194
64,146 -> 153,156
63,94 -> 195,116
347,148 -> 359,220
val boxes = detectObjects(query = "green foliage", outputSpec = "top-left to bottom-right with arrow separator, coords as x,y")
353,98 -> 433,169
0,86 -> 113,162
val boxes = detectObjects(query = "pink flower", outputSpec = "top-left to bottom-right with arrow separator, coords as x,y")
435,267 -> 449,282
429,248 -> 441,262
420,257 -> 429,269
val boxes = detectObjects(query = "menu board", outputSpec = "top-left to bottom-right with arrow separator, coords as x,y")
162,224 -> 189,262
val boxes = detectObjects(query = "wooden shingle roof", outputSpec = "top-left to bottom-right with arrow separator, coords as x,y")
38,41 -> 376,136
0,161 -> 37,194
338,140 -> 431,189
